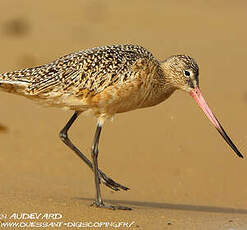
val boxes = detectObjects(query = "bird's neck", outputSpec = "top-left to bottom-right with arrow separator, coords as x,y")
140,67 -> 177,108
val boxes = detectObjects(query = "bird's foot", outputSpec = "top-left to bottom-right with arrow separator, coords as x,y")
98,170 -> 129,192
90,200 -> 132,210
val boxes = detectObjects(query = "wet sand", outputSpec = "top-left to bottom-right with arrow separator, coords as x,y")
0,0 -> 247,229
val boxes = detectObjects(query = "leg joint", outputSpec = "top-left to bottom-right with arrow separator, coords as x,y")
59,129 -> 68,142
91,145 -> 99,157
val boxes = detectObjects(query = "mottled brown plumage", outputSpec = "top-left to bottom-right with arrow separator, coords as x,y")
0,44 -> 242,210
0,44 -> 196,119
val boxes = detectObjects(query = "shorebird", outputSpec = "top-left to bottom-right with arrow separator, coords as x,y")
0,44 -> 243,210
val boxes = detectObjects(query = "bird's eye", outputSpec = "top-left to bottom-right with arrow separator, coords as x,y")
184,70 -> 191,77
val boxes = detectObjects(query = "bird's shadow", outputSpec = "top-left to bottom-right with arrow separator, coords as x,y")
74,197 -> 247,214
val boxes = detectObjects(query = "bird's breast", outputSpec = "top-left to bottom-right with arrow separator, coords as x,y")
88,79 -> 175,119
88,79 -> 147,116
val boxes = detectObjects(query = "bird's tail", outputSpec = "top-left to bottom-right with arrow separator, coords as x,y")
0,71 -> 30,96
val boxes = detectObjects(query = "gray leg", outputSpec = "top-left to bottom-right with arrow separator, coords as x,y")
90,123 -> 131,210
91,124 -> 103,204
59,111 -> 129,192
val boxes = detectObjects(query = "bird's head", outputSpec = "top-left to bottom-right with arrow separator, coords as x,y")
161,55 -> 199,91
160,55 -> 243,158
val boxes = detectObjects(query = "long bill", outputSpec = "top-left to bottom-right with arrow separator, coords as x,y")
190,87 -> 243,158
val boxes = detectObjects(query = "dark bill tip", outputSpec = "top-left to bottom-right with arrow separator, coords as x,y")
216,123 -> 244,158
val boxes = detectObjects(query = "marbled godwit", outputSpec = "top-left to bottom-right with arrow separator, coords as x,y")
0,44 -> 243,210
